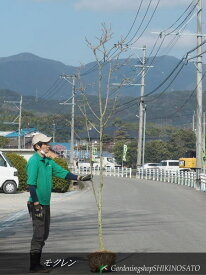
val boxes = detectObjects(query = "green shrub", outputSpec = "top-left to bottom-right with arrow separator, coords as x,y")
5,152 -> 27,191
5,153 -> 71,193
52,158 -> 71,193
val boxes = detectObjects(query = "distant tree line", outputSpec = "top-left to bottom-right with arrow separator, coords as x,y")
113,129 -> 196,168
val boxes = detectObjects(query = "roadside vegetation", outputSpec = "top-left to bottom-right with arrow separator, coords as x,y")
5,153 -> 71,192
113,129 -> 196,168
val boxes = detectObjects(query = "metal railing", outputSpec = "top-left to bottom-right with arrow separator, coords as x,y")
136,168 -> 199,190
72,166 -> 132,178
200,173 -> 206,191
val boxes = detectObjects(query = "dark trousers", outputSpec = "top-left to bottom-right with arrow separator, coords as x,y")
28,203 -> 50,254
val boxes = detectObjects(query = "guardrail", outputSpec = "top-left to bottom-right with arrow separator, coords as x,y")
200,173 -> 206,191
136,168 -> 198,189
72,167 -> 132,178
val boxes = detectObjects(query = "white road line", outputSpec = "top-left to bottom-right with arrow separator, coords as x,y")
0,191 -> 80,233
0,209 -> 27,233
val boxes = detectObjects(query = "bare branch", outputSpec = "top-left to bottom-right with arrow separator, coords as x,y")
77,75 -> 100,121
102,62 -> 113,117
82,91 -> 100,121
104,96 -> 118,127
78,104 -> 100,134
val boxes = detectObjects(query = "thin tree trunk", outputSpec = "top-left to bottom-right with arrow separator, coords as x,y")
98,119 -> 104,251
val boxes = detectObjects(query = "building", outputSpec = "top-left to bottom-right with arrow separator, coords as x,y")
3,128 -> 42,149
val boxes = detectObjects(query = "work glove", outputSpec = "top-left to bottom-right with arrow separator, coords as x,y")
78,174 -> 93,181
34,204 -> 43,219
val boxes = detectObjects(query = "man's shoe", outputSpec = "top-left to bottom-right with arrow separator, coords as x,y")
30,263 -> 49,273
30,253 -> 50,273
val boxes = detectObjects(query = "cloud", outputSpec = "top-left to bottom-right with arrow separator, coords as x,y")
74,0 -> 189,12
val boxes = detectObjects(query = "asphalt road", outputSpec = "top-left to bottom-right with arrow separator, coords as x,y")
1,176 -> 206,253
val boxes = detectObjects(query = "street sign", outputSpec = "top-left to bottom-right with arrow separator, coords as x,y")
91,147 -> 97,161
122,144 -> 128,162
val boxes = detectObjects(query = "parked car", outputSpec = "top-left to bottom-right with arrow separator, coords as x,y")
0,151 -> 19,194
77,156 -> 120,170
142,163 -> 160,169
157,160 -> 188,172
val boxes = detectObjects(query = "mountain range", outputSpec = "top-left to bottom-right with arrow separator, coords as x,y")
0,52 -> 205,99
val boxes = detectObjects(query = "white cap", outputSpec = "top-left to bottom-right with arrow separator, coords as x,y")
32,133 -> 52,146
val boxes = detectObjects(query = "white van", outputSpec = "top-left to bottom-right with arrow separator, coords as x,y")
0,151 -> 19,194
157,160 -> 186,171
77,156 -> 120,170
95,156 -> 120,169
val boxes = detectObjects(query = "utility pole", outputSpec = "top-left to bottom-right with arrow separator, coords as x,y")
152,1 -> 204,186
18,96 -> 22,149
192,111 -> 196,132
203,112 -> 205,154
196,0 -> 203,188
52,122 -> 56,143
113,44 -> 152,167
142,105 -> 147,167
60,74 -> 77,168
136,46 -> 146,168
4,96 -> 22,149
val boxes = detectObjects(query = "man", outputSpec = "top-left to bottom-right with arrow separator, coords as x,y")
27,133 -> 92,273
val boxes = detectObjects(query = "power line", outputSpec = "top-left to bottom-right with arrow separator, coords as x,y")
139,1 -> 197,83
79,0 -> 157,78
125,0 -> 154,45
148,69 -> 206,121
39,78 -> 62,99
122,0 -> 144,41
108,1 -> 198,102
39,81 -> 68,105
129,0 -> 160,46
113,38 -> 206,114
144,62 -> 186,103
164,2 -> 197,36
162,0 -> 197,33
135,1 -> 197,86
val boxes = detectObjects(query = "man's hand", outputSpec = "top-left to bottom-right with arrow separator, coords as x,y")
34,204 -> 43,219
78,174 -> 93,181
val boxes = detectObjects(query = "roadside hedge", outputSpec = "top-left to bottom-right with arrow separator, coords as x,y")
52,158 -> 70,193
5,152 -> 27,191
5,153 -> 71,193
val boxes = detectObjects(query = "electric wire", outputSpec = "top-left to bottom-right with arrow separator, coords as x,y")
160,70 -> 206,119
139,39 -> 206,99
138,1 -> 197,80
144,62 -> 186,103
129,0 -> 160,46
40,80 -> 68,105
122,0 -> 144,41
36,0 -> 201,125
112,39 -> 206,112
125,0 -> 154,45
79,0 -> 155,78
80,35 -> 206,119
165,5 -> 197,37
137,2 -> 197,84
147,68 -> 206,122
161,0 -> 197,33
39,78 -> 62,99
114,0 -> 197,99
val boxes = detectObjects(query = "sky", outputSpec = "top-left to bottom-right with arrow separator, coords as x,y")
0,0 -> 205,66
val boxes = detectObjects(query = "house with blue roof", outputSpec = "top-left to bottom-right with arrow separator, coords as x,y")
4,128 -> 44,148
6,128 -> 38,138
